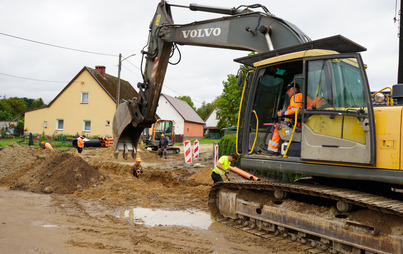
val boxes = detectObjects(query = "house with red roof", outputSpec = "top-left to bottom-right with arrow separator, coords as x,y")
156,94 -> 204,141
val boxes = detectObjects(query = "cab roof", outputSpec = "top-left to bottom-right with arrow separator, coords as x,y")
234,35 -> 366,66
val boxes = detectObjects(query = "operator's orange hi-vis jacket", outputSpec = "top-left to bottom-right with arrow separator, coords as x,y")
45,143 -> 53,150
78,138 -> 84,148
281,92 -> 302,116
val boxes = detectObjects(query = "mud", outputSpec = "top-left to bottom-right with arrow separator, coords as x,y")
1,142 -> 401,253
0,143 -> 306,253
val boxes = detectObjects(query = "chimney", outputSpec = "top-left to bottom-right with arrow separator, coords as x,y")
95,66 -> 106,79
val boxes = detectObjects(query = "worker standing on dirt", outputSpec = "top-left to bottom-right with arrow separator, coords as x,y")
28,132 -> 33,146
130,158 -> 144,178
158,134 -> 168,159
211,153 -> 237,183
40,141 -> 53,150
77,135 -> 85,154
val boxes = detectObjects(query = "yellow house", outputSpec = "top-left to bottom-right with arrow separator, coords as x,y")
24,66 -> 137,137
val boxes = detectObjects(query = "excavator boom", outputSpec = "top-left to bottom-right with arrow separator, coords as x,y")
112,0 -> 310,159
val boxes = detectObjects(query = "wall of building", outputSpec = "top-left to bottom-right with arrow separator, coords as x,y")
205,108 -> 219,128
24,70 -> 116,136
156,96 -> 184,135
183,121 -> 203,140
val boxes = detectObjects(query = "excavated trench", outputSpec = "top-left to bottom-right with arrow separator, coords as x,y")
3,142 -> 401,253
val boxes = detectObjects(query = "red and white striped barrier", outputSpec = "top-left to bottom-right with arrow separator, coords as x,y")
193,139 -> 199,159
151,57 -> 159,80
213,143 -> 219,168
184,141 -> 192,164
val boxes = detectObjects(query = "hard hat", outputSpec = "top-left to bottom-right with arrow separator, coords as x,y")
41,141 -> 45,145
161,134 -> 165,137
135,158 -> 141,162
285,83 -> 300,90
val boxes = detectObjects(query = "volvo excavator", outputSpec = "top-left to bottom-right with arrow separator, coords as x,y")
113,1 -> 403,253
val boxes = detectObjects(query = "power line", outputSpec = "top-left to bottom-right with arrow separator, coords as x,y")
163,85 -> 204,104
0,72 -> 67,83
0,32 -> 118,57
121,65 -> 142,79
126,59 -> 141,71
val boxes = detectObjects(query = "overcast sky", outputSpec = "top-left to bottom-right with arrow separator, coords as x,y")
0,0 -> 400,108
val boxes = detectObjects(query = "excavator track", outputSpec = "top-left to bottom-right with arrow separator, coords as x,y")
208,181 -> 403,254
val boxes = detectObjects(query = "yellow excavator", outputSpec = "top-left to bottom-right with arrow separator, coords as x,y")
113,1 -> 403,253
141,119 -> 180,154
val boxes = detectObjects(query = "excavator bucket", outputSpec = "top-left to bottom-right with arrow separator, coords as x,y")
112,100 -> 145,160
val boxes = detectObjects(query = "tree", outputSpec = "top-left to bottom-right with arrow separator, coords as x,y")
216,118 -> 229,131
0,110 -> 12,121
2,97 -> 27,118
175,95 -> 196,111
30,98 -> 46,109
196,100 -> 216,121
22,97 -> 35,109
215,74 -> 243,127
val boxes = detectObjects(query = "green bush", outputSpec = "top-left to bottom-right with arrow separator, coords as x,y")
218,134 -> 240,166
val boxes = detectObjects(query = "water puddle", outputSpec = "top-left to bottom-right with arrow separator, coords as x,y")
41,224 -> 60,228
118,207 -> 212,229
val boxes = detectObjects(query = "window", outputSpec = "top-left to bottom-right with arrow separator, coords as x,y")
83,120 -> 91,131
56,119 -> 64,130
106,120 -> 110,126
43,121 -> 47,128
306,58 -> 367,111
305,57 -> 368,144
81,92 -> 89,103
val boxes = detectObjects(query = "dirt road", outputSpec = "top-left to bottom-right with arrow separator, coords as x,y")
0,143 -> 305,253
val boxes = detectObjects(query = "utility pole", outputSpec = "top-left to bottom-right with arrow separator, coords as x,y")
116,53 -> 136,108
116,53 -> 122,108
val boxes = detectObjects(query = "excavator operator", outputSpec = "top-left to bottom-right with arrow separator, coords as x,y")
268,83 -> 302,155
277,83 -> 302,118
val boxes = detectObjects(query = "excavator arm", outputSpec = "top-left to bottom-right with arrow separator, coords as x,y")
113,0 -> 310,159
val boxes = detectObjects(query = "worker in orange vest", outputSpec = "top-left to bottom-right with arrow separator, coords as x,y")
268,83 -> 302,155
40,141 -> 53,150
77,135 -> 85,153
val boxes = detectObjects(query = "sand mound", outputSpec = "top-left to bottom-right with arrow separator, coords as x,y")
0,143 -> 49,179
188,166 -> 214,185
7,152 -> 104,194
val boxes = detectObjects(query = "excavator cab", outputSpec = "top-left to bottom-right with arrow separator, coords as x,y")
141,119 -> 174,150
236,36 -> 376,167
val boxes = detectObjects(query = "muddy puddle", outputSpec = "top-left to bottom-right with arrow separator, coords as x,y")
118,207 -> 213,229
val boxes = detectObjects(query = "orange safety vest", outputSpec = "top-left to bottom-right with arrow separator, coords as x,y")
283,93 -> 302,116
78,138 -> 84,148
45,143 -> 53,150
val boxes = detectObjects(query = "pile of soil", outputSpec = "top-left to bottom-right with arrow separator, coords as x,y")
3,152 -> 104,194
84,145 -> 163,163
188,166 -> 214,185
0,142 -> 48,179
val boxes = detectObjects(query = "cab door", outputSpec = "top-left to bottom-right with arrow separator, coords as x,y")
301,54 -> 376,165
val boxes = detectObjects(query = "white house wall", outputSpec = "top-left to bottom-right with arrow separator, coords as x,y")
205,108 -> 219,128
156,96 -> 184,135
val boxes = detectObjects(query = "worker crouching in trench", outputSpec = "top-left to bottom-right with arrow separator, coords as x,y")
130,158 -> 143,178
40,141 -> 53,150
